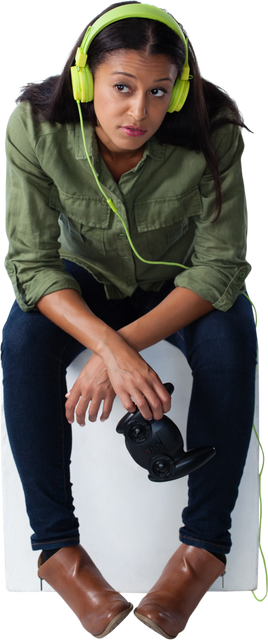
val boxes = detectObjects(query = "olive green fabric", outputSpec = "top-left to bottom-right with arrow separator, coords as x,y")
5,102 -> 250,312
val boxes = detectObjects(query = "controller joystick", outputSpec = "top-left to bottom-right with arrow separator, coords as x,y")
116,383 -> 216,482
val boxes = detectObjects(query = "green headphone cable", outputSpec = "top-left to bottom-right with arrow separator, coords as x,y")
77,100 -> 190,271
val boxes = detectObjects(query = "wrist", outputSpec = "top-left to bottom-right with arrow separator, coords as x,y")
96,328 -> 129,364
117,325 -> 139,351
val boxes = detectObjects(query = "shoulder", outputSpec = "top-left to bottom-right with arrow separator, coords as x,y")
6,102 -> 76,151
209,110 -> 245,164
7,102 -> 51,141
7,101 -> 30,127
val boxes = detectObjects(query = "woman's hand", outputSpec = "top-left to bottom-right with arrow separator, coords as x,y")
65,352 -> 116,425
103,340 -> 171,421
65,340 -> 171,425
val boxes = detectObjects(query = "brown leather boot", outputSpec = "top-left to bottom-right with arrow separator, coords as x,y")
38,545 -> 133,637
134,544 -> 226,638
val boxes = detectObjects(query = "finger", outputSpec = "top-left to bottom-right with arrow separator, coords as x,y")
136,369 -> 172,419
129,388 -> 155,420
133,383 -> 169,421
88,397 -> 103,422
120,391 -> 137,415
87,383 -> 114,422
100,390 -> 116,422
75,394 -> 93,426
89,390 -> 116,423
152,381 -> 172,414
148,369 -> 171,417
65,387 -> 82,423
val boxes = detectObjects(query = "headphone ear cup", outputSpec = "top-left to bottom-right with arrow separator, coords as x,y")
167,79 -> 190,113
70,64 -> 94,102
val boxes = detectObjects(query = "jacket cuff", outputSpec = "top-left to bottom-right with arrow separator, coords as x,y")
174,264 -> 251,312
5,262 -> 82,311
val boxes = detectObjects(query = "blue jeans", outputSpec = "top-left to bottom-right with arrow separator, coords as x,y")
1,261 -> 257,555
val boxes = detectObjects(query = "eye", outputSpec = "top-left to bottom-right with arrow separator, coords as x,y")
152,89 -> 167,98
114,84 -> 167,98
115,84 -> 128,93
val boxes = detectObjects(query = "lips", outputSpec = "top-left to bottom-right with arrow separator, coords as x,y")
120,126 -> 147,138
121,124 -> 147,133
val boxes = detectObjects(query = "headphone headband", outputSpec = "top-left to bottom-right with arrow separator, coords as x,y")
71,3 -> 191,110
77,4 -> 188,74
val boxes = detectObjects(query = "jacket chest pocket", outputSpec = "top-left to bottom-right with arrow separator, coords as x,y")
49,188 -> 111,256
134,188 -> 201,260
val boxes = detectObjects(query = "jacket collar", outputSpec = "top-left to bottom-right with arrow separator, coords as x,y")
75,121 -> 166,162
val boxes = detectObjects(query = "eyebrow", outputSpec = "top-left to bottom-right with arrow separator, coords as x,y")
111,71 -> 172,82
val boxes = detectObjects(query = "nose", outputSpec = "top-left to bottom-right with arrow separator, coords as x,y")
128,92 -> 147,121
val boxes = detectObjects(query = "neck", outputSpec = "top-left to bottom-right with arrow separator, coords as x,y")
96,132 -> 145,163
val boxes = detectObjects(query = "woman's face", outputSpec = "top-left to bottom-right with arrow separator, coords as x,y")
93,50 -> 178,154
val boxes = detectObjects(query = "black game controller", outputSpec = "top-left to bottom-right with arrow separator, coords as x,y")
116,383 -> 216,482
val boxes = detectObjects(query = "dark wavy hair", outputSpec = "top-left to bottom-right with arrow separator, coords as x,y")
17,2 -> 248,219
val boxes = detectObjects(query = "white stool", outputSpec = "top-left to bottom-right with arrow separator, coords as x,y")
1,340 -> 259,592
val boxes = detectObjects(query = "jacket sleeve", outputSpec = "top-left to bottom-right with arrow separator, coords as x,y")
174,123 -> 251,311
5,104 -> 81,311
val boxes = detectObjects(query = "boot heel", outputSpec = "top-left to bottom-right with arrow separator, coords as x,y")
38,552 -> 44,591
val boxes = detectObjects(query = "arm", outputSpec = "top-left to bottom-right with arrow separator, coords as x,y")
118,286 -> 213,351
36,288 -> 171,422
36,285 -> 212,353
37,285 -> 213,424
36,288 -> 121,355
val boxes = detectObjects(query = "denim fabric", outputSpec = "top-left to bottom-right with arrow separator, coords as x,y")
1,261 -> 257,554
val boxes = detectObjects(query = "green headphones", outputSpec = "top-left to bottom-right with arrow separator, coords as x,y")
70,3 -> 191,113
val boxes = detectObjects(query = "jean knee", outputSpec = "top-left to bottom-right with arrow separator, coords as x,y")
2,304 -> 42,362
182,297 -> 257,375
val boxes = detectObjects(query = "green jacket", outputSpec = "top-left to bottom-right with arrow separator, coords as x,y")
5,102 -> 251,312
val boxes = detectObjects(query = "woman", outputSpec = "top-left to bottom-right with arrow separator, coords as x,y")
2,2 -> 257,638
